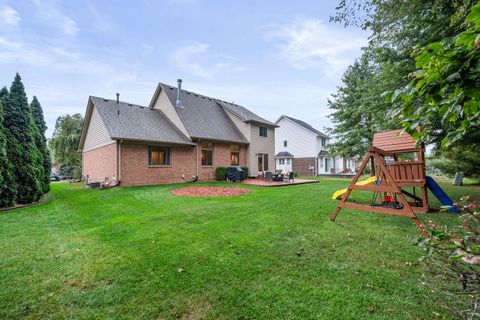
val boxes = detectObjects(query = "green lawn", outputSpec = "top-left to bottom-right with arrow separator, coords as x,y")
1,179 -> 479,319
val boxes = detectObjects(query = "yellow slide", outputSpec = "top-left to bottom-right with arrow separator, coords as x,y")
332,176 -> 377,200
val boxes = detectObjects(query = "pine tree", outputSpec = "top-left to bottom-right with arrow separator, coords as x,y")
30,96 -> 50,194
3,74 -> 42,203
0,87 -> 16,207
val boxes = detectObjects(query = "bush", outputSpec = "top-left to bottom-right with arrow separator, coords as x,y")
418,196 -> 480,318
60,164 -> 82,179
241,167 -> 249,178
215,167 -> 226,181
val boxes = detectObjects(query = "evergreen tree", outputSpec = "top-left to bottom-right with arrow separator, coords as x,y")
0,87 -> 16,207
3,74 -> 42,203
30,96 -> 50,194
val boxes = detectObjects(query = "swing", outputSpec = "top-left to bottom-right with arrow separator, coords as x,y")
367,178 -> 403,209
370,191 -> 404,209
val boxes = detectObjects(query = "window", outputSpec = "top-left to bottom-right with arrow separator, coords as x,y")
286,158 -> 290,165
230,144 -> 240,166
283,140 -> 287,147
148,146 -> 171,166
279,158 -> 285,165
259,126 -> 268,137
321,138 -> 326,147
201,141 -> 213,166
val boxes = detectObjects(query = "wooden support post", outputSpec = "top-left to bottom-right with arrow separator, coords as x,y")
331,152 -> 372,221
373,153 -> 428,237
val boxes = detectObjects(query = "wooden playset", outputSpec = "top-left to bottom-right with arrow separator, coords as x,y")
330,130 -> 430,236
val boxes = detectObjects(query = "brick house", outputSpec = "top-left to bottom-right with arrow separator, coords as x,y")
78,80 -> 276,186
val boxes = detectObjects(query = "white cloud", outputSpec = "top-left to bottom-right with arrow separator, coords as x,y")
0,6 -> 21,25
171,42 -> 214,79
0,36 -> 133,78
170,41 -> 245,79
141,43 -> 154,56
266,18 -> 367,77
32,0 -> 79,36
59,16 -> 78,36
0,31 -> 143,138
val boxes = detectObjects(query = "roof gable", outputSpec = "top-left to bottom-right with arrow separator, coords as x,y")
158,83 -> 249,143
372,130 -> 417,152
276,151 -> 294,158
79,97 -> 194,149
216,100 -> 275,126
277,115 -> 330,139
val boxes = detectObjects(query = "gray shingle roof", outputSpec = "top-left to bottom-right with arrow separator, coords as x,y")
90,96 -> 194,146
281,115 -> 330,139
275,151 -> 295,158
159,83 -> 249,143
216,100 -> 275,126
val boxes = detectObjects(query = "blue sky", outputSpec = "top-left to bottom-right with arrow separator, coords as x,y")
0,0 -> 369,138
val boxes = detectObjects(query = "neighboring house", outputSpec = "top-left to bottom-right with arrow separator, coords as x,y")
274,115 -> 356,176
51,162 -> 59,175
78,80 -> 276,186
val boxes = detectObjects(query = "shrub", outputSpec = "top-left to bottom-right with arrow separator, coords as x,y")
215,167 -> 226,181
418,196 -> 480,318
60,164 -> 82,179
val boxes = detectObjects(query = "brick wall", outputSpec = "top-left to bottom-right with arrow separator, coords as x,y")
120,143 -> 196,186
119,141 -> 247,186
293,157 -> 316,176
197,142 -> 247,181
82,142 -> 118,182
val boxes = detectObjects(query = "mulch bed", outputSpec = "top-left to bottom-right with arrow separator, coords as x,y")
171,186 -> 251,197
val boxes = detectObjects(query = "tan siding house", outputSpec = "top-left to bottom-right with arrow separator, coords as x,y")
83,107 -> 115,152
247,123 -> 275,174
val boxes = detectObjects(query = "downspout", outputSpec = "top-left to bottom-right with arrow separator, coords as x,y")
118,139 -> 123,185
196,139 -> 200,179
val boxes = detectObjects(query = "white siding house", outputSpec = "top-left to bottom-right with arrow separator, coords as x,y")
275,115 -> 356,176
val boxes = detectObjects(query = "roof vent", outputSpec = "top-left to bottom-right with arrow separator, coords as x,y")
175,79 -> 183,108
116,93 -> 119,104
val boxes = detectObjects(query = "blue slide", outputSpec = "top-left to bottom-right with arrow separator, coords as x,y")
426,176 -> 458,213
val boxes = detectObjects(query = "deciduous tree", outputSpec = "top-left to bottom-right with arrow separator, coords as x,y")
327,54 -> 398,157
49,114 -> 84,179
328,0 -> 475,155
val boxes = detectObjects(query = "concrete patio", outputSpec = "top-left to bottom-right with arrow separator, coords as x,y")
242,178 -> 319,187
